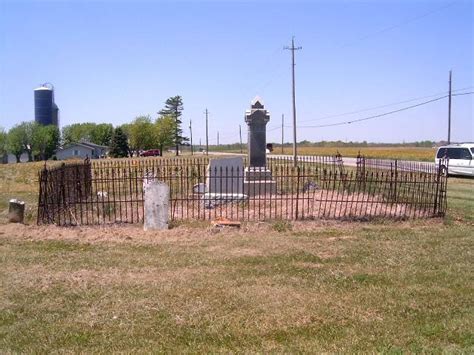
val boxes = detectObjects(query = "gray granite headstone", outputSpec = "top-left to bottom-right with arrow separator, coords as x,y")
245,97 -> 270,167
144,181 -> 169,231
206,157 -> 244,194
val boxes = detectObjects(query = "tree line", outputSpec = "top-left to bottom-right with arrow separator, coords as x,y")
0,96 -> 187,162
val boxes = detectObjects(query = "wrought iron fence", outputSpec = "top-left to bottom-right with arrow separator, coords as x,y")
356,155 -> 438,174
37,160 -> 92,225
37,155 -> 448,226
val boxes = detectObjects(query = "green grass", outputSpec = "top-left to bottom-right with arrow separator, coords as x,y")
0,162 -> 473,352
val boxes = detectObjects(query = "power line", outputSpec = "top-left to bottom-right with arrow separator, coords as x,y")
298,86 -> 474,124
266,91 -> 473,132
298,95 -> 448,128
267,126 -> 282,132
214,92 -> 472,142
453,91 -> 474,97
340,1 -> 457,48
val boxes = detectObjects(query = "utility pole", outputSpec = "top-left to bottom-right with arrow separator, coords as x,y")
239,124 -> 243,154
284,36 -> 302,167
217,131 -> 219,147
448,70 -> 452,144
175,106 -> 179,156
189,120 -> 193,155
205,108 -> 209,155
281,114 -> 284,154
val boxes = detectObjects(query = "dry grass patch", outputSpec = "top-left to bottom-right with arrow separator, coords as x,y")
277,146 -> 435,161
1,217 -> 473,352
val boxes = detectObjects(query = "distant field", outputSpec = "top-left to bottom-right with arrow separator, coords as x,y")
0,161 -> 47,224
216,146 -> 436,161
0,158 -> 473,352
274,146 -> 435,161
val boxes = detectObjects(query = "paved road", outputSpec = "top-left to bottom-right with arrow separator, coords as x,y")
270,154 -> 436,172
208,152 -> 435,172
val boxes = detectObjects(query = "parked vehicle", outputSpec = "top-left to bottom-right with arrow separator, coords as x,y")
435,143 -> 474,177
140,149 -> 161,157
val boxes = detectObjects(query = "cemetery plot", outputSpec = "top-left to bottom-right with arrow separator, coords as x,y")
37,156 -> 448,226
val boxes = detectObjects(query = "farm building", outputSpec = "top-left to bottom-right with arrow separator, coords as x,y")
56,141 -> 108,160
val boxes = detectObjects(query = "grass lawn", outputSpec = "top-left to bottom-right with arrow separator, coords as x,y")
0,162 -> 473,352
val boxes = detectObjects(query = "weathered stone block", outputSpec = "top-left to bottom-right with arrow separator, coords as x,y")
8,199 -> 25,223
144,181 -> 169,231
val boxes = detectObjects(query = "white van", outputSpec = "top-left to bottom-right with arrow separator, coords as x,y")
435,143 -> 474,177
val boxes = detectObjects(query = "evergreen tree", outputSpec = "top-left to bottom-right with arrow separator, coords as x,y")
109,127 -> 129,158
158,96 -> 188,156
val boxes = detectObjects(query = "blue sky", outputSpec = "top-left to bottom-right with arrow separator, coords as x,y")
0,0 -> 472,144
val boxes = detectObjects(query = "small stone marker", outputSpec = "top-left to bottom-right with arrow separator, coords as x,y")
144,181 -> 169,231
8,199 -> 25,223
211,217 -> 241,228
193,183 -> 206,194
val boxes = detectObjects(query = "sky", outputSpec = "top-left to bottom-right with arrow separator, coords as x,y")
0,0 -> 472,145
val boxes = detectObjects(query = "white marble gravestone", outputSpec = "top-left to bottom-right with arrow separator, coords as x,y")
144,181 -> 169,231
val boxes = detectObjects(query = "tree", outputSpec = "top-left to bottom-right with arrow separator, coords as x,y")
0,127 -> 7,163
7,124 -> 26,163
155,115 -> 176,156
32,125 -> 60,160
90,123 -> 113,146
158,96 -> 188,156
118,123 -> 132,156
109,127 -> 129,158
61,123 -> 95,145
20,122 -> 36,162
5,122 -> 36,162
128,116 -> 156,156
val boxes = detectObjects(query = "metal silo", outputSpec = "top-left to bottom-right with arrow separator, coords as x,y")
52,102 -> 59,126
34,83 -> 59,126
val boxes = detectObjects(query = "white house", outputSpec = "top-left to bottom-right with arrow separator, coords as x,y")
56,141 -> 108,160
